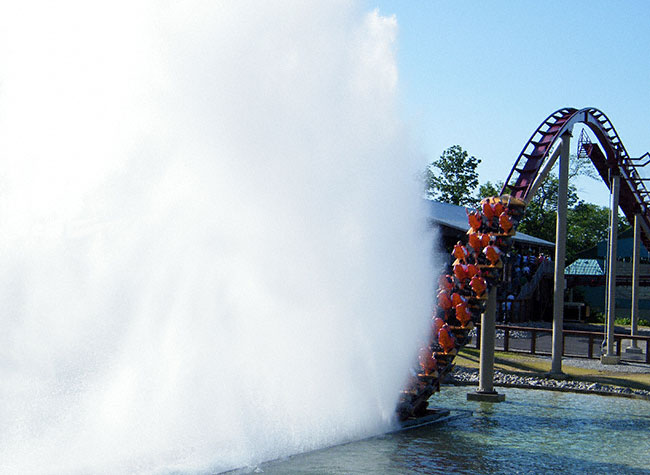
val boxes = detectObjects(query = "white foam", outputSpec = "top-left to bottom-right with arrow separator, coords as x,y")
0,2 -> 434,473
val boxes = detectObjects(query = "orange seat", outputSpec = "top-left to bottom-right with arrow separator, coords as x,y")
455,302 -> 472,327
418,347 -> 438,376
468,232 -> 482,252
481,200 -> 496,220
466,263 -> 479,279
470,274 -> 487,297
431,317 -> 445,344
483,245 -> 502,266
438,274 -> 454,293
451,292 -> 466,307
452,242 -> 469,262
492,199 -> 505,216
437,291 -> 452,310
468,211 -> 482,232
438,324 -> 457,354
453,263 -> 469,282
499,211 -> 513,233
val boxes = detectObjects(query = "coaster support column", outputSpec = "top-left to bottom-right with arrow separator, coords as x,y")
550,132 -> 570,375
478,287 -> 497,393
626,214 -> 642,354
602,170 -> 620,364
467,287 -> 504,402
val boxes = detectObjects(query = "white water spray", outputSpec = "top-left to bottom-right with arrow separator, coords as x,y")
0,1 -> 433,473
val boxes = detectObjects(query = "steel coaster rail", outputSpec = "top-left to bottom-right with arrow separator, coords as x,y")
501,107 -> 650,250
501,108 -> 577,201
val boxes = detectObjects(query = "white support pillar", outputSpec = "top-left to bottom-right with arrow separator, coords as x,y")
550,132 -> 570,375
467,287 -> 505,402
626,214 -> 642,354
602,172 -> 620,364
478,287 -> 497,393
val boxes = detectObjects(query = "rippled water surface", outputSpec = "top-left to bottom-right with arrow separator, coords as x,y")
255,386 -> 650,474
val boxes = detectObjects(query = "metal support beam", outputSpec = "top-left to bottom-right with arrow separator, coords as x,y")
478,287 -> 497,393
550,133 -> 570,375
468,287 -> 504,402
627,214 -> 642,354
602,172 -> 620,364
526,144 -> 562,205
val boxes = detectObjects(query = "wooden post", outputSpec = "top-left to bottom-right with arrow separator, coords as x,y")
531,330 -> 537,355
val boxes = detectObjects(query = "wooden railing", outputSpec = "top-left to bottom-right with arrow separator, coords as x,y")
473,324 -> 650,363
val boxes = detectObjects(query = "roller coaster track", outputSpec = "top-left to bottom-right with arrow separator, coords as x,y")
398,107 -> 649,424
502,107 -> 650,248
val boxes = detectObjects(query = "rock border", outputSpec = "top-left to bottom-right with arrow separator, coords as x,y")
445,366 -> 650,400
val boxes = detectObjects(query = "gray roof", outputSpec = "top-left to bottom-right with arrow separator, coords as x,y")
426,200 -> 555,248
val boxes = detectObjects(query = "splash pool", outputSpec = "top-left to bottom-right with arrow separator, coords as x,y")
255,387 -> 650,474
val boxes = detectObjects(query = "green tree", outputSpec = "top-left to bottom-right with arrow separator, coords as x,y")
566,201 -> 609,261
517,174 -> 579,245
567,201 -> 628,262
516,169 -> 629,264
477,180 -> 503,201
425,145 -> 481,206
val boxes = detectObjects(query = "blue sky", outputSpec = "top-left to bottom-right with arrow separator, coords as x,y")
367,1 -> 650,207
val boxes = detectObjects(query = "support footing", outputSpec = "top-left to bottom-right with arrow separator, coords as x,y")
467,391 -> 506,402
546,371 -> 567,379
600,354 -> 620,365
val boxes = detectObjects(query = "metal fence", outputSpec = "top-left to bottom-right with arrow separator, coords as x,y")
472,323 -> 650,363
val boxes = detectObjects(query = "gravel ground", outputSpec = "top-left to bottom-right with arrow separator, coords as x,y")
539,355 -> 650,373
446,366 -> 650,399
452,321 -> 650,397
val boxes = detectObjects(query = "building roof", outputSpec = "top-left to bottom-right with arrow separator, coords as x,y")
565,258 -> 605,276
426,200 -> 555,249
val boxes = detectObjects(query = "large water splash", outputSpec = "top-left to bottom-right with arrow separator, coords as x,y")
0,1 -> 433,473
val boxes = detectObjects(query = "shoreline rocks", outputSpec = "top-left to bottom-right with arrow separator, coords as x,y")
445,366 -> 650,399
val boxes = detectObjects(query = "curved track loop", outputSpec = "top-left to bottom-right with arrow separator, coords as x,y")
398,107 -> 649,424
501,107 -> 578,201
501,107 -> 650,246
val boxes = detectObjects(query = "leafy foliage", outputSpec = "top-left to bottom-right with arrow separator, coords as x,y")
566,201 -> 610,259
477,180 -> 503,202
515,172 -> 628,263
475,155 -> 629,264
590,314 -> 650,327
431,147 -> 629,265
517,174 -> 579,246
424,145 -> 481,206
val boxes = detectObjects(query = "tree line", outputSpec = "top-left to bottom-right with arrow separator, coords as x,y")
424,145 -> 628,264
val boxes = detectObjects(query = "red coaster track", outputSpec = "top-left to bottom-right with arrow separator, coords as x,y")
502,107 -> 650,246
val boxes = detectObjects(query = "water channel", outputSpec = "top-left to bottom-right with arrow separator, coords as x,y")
253,386 -> 650,474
